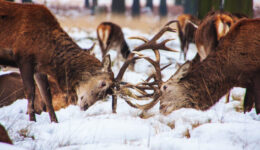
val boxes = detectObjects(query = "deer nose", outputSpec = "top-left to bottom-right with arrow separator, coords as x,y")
82,104 -> 89,111
163,85 -> 167,91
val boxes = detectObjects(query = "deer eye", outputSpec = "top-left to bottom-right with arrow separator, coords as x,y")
100,81 -> 106,87
163,85 -> 167,91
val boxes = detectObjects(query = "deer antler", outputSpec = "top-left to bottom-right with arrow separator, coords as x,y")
111,25 -> 177,112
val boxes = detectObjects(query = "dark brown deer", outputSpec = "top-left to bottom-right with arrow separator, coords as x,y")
0,124 -> 12,144
194,11 -> 248,103
156,18 -> 260,115
0,1 -> 113,122
97,22 -> 132,67
165,14 -> 200,60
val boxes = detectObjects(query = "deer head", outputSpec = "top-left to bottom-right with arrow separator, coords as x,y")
76,55 -> 114,111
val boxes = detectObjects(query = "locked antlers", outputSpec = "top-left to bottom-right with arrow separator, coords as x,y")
111,24 -> 178,112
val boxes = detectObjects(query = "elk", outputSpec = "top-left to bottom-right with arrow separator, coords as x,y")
165,14 -> 200,60
0,1 -> 114,122
195,11 -> 247,62
0,124 -> 12,144
97,22 -> 132,68
157,18 -> 260,115
0,72 -> 77,113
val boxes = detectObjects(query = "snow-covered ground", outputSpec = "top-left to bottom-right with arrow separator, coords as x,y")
1,25 -> 260,150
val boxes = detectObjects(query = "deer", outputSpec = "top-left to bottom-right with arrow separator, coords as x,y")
97,22 -> 133,69
0,72 -> 77,113
195,11 -> 247,62
0,124 -> 12,145
193,11 -> 248,103
155,18 -> 260,115
0,0 -> 114,122
165,14 -> 201,61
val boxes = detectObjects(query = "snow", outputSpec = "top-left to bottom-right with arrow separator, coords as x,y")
1,17 -> 260,150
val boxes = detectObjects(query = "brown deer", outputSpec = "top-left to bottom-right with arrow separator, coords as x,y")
193,11 -> 248,103
195,11 -> 247,62
0,1 -> 114,122
156,18 -> 260,115
0,124 -> 12,144
0,72 -> 77,113
165,14 -> 200,60
97,22 -> 132,68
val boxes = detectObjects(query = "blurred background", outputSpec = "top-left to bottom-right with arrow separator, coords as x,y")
6,0 -> 260,33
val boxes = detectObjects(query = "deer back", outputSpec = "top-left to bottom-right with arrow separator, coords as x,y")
97,22 -> 130,59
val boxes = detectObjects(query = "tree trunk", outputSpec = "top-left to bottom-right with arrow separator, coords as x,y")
85,0 -> 90,8
198,0 -> 220,19
183,0 -> 198,16
132,0 -> 140,17
112,0 -> 126,14
22,0 -> 32,3
146,0 -> 153,10
224,0 -> 253,18
159,0 -> 167,17
91,0 -> 98,15
175,0 -> 182,5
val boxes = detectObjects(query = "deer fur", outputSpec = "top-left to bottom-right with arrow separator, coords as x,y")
0,1 -> 113,122
175,14 -> 200,60
0,72 -> 77,113
0,124 -> 12,144
195,11 -> 247,62
159,18 -> 260,115
97,22 -> 131,60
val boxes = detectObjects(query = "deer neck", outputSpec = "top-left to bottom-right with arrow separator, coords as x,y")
183,54 -> 240,110
48,30 -> 103,92
120,40 -> 130,59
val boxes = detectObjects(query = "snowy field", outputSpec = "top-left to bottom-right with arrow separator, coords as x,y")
1,23 -> 260,150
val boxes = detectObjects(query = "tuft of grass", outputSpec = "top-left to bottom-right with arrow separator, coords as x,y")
183,129 -> 190,138
19,128 -> 35,140
167,122 -> 175,129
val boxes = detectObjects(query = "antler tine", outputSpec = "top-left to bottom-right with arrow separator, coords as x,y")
128,36 -> 149,43
164,20 -> 178,27
141,56 -> 162,87
131,26 -> 178,53
146,63 -> 172,82
150,26 -> 176,42
121,87 -> 161,110
115,56 -> 142,82
129,36 -> 161,63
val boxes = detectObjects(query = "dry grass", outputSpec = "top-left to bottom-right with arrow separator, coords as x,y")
57,14 -> 177,33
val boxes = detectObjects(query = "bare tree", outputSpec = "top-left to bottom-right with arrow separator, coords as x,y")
159,0 -> 167,17
85,0 -> 90,8
112,0 -> 126,14
132,0 -> 140,17
146,0 -> 153,10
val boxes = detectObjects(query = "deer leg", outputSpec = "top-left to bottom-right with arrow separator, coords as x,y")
34,73 -> 58,123
253,72 -> 260,114
112,88 -> 117,113
18,63 -> 36,121
244,85 -> 255,113
225,91 -> 230,103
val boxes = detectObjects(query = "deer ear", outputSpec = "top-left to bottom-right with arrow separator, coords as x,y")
102,54 -> 111,72
171,61 -> 191,81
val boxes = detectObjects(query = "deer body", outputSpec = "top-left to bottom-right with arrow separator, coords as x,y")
174,14 -> 200,60
0,1 -> 113,122
97,22 -> 131,60
160,19 -> 260,115
195,12 -> 246,62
